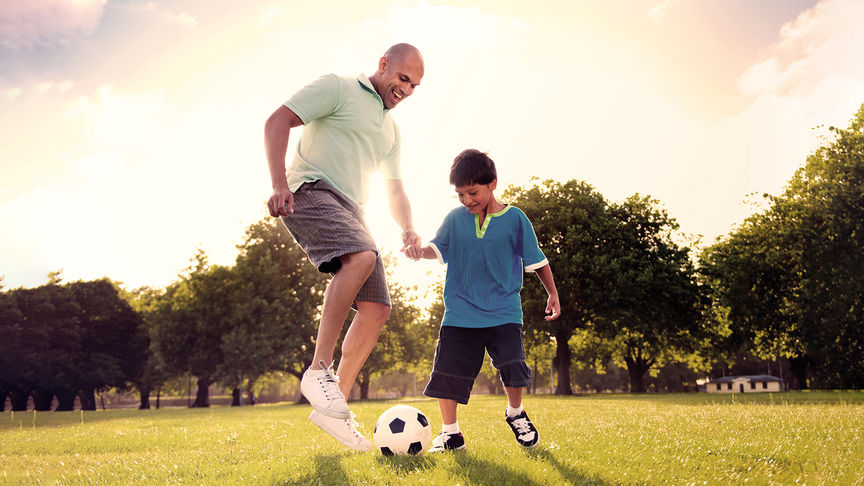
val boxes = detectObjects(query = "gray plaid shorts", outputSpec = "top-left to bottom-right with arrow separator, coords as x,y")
280,179 -> 390,307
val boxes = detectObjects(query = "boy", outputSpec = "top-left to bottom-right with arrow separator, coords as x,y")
404,149 -> 560,452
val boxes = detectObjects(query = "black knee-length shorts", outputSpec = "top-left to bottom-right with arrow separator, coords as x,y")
424,324 -> 531,404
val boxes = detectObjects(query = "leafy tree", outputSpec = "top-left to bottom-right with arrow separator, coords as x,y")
503,179 -> 619,394
230,218 -> 327,404
599,195 -> 707,392
351,254 -> 432,400
149,251 -> 231,407
703,104 -> 864,389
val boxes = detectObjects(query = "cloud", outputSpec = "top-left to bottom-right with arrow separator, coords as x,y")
739,0 -> 864,98
0,0 -> 107,49
649,0 -> 684,22
130,2 -> 197,28
725,0 -> 864,199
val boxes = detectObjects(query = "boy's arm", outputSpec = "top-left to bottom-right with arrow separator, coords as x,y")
534,264 -> 561,321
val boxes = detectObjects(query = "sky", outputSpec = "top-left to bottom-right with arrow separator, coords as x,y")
1,0 -> 863,292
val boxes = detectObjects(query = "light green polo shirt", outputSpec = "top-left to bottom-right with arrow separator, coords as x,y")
284,73 -> 401,206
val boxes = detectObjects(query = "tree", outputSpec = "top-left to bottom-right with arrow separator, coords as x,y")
598,195 -> 707,393
503,179 -> 619,394
352,254 -> 434,399
149,251 -> 231,407
230,218 -> 327,404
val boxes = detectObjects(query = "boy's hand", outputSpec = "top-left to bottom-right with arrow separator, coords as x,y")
544,294 -> 561,321
401,244 -> 423,261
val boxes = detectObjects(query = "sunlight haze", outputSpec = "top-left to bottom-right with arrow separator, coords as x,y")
2,0 -> 863,291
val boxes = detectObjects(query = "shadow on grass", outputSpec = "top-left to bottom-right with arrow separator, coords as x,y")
524,446 -> 610,485
279,454 -> 354,485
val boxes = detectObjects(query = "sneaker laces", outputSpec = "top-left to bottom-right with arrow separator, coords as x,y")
511,417 -> 532,435
316,359 -> 345,402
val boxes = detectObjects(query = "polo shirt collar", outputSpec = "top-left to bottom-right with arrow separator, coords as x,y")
357,74 -> 388,112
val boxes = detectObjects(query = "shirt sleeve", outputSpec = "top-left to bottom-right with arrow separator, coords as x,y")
429,209 -> 453,265
517,209 -> 548,273
380,123 -> 402,180
283,74 -> 339,125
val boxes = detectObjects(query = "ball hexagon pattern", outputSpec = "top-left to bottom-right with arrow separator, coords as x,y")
373,405 -> 432,456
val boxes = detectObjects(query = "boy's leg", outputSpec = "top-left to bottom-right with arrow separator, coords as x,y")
487,324 -> 538,448
429,398 -> 466,452
439,398 -> 458,425
504,386 -> 523,410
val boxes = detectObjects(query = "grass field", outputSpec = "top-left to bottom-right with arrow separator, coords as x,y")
2,391 -> 862,485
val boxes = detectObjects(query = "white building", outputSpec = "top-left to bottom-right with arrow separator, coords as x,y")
705,375 -> 783,393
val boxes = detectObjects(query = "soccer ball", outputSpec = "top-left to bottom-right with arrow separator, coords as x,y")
373,405 -> 432,456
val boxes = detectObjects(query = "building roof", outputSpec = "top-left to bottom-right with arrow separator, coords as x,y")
707,375 -> 782,384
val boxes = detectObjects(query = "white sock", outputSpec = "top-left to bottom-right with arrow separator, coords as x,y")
443,421 -> 460,434
506,404 -> 523,417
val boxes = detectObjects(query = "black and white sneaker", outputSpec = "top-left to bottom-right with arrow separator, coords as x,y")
505,410 -> 539,448
427,432 -> 466,453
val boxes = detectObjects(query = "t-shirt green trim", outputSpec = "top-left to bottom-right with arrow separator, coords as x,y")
475,205 -> 512,238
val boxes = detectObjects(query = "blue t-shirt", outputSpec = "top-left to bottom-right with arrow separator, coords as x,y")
429,205 -> 548,328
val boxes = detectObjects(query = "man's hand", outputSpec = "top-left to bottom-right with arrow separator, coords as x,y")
400,228 -> 422,261
267,186 -> 294,217
545,293 -> 561,321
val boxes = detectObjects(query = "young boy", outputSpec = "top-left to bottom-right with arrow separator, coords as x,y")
404,149 -> 561,452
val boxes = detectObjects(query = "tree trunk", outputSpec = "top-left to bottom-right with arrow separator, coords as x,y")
624,351 -> 654,393
553,329 -> 573,395
0,389 -> 7,412
191,377 -> 211,407
9,388 -> 29,411
231,387 -> 242,406
32,389 -> 53,411
291,370 -> 309,404
80,388 -> 97,411
359,377 -> 370,400
139,388 -> 151,410
789,356 -> 808,390
156,388 -> 161,409
55,388 -> 77,411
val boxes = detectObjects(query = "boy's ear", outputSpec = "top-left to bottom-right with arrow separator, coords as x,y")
489,179 -> 498,191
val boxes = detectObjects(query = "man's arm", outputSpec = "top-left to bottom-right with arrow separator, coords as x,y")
384,178 -> 421,250
535,264 -> 561,321
265,105 -> 304,216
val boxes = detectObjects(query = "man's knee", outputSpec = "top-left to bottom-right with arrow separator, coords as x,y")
340,250 -> 377,275
357,301 -> 390,326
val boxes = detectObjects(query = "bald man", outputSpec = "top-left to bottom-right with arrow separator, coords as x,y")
265,44 -> 424,451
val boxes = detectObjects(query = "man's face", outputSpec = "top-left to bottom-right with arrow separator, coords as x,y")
375,53 -> 424,109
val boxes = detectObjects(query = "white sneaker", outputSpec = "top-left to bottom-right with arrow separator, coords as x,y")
309,410 -> 372,452
301,360 -> 350,419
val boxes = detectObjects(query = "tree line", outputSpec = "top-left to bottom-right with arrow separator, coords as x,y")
2,104 -> 862,411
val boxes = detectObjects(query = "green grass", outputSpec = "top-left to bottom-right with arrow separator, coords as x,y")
2,392 -> 863,485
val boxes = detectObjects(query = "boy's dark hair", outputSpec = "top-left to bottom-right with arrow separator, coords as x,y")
449,149 -> 497,186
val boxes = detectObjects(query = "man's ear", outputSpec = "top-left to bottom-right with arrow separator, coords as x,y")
378,56 -> 388,73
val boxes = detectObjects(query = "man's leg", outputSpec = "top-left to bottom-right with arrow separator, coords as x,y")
310,250 -> 377,370
335,300 -> 389,398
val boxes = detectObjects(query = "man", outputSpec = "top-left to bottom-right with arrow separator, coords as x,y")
264,43 -> 424,451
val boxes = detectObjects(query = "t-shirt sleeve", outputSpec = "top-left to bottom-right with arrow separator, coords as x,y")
518,210 -> 548,273
283,74 -> 339,124
429,210 -> 453,264
380,123 -> 402,180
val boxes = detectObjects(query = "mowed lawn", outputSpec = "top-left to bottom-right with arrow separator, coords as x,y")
1,392 -> 862,485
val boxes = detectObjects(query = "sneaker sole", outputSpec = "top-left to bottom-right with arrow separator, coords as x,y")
309,412 -> 371,452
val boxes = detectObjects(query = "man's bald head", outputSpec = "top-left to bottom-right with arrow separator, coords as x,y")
370,43 -> 424,110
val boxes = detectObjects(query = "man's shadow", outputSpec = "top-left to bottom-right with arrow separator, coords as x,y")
282,447 -> 608,486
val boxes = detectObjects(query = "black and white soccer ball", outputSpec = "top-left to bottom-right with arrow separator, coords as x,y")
373,405 -> 432,456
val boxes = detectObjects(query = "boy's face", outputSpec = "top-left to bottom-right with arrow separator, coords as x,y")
454,180 -> 497,214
